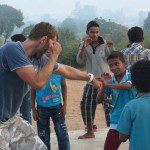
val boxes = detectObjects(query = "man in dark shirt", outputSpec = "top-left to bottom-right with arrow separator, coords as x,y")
11,34 -> 32,124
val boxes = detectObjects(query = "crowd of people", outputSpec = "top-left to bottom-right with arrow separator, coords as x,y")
0,20 -> 150,150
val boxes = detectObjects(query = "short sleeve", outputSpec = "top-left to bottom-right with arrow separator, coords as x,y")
53,62 -> 59,71
4,44 -> 32,71
36,55 -> 59,71
117,105 -> 132,135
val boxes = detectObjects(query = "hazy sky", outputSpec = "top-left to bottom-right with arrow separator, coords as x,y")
0,0 -> 150,22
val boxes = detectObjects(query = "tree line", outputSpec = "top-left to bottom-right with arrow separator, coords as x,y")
1,4 -> 150,67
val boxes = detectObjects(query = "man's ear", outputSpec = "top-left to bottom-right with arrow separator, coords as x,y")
86,30 -> 89,35
40,36 -> 48,44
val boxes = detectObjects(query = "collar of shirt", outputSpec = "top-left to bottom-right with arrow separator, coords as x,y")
90,36 -> 105,54
111,70 -> 130,84
131,43 -> 143,49
122,43 -> 144,54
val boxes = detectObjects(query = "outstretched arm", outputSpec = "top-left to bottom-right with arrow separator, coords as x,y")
96,83 -> 105,104
101,73 -> 132,90
105,82 -> 132,90
54,64 -> 102,90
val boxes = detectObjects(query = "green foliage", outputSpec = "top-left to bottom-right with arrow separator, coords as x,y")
0,5 -> 24,42
60,18 -> 87,38
95,18 -> 128,51
60,18 -> 78,34
57,28 -> 80,66
143,12 -> 150,30
22,25 -> 34,36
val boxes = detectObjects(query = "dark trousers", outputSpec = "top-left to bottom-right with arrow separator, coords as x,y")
80,84 -> 113,126
80,84 -> 97,126
37,104 -> 70,150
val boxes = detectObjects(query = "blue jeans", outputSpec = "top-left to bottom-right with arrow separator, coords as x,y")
37,104 -> 70,150
20,91 -> 32,124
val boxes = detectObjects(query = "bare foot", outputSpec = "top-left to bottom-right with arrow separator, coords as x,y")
78,133 -> 95,139
93,125 -> 97,132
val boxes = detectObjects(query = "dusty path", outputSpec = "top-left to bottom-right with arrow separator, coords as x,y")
32,80 -> 107,132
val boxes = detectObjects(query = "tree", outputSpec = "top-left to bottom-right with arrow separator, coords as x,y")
143,12 -> 150,30
95,18 -> 128,50
22,25 -> 34,36
57,28 -> 80,67
60,18 -> 78,35
0,5 -> 24,43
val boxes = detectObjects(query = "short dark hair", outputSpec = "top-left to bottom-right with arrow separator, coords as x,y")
87,21 -> 99,31
128,26 -> 144,43
131,60 -> 150,93
11,34 -> 26,42
29,22 -> 57,40
107,51 -> 126,63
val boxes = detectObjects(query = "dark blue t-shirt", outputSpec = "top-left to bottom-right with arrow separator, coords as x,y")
0,42 -> 59,120
0,42 -> 32,120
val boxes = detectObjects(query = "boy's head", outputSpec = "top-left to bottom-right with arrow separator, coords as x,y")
131,60 -> 150,93
107,51 -> 126,77
86,21 -> 99,42
128,26 -> 144,43
11,34 -> 26,42
29,22 -> 58,57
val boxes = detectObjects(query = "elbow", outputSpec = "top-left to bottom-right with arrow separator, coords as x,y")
62,66 -> 73,80
32,82 -> 45,90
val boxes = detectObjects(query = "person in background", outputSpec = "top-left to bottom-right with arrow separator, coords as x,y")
117,60 -> 150,150
97,51 -> 136,150
122,26 -> 150,68
32,73 -> 69,150
76,20 -> 114,139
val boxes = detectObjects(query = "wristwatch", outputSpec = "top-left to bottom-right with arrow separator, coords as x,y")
87,73 -> 94,83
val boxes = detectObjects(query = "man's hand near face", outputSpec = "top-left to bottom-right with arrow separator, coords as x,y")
48,40 -> 62,57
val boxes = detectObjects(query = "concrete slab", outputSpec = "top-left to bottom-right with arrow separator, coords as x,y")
51,128 -> 129,150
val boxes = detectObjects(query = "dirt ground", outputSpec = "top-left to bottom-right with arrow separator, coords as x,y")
33,79 -> 107,132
